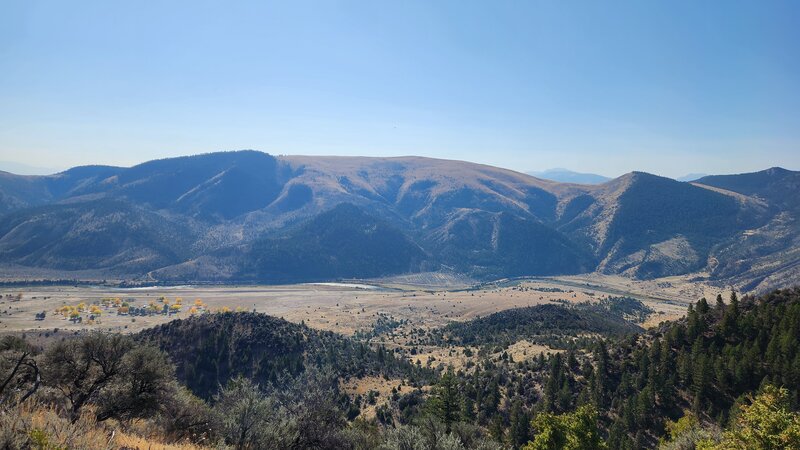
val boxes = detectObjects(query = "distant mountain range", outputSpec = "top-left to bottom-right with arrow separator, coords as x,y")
532,169 -> 711,184
527,168 -> 611,184
0,151 -> 798,293
676,173 -> 708,182
0,161 -> 63,176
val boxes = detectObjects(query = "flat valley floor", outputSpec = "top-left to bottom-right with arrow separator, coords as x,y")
1,273 -> 722,338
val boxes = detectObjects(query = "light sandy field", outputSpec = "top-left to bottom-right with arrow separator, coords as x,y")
0,276 -> 711,404
0,275 -> 705,338
551,273 -> 726,304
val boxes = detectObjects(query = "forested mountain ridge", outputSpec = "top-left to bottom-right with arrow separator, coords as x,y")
0,150 -> 797,291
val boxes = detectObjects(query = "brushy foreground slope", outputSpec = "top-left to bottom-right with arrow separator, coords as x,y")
2,288 -> 800,449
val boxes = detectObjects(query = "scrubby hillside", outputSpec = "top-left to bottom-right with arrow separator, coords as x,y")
138,311 -> 428,399
430,300 -> 645,348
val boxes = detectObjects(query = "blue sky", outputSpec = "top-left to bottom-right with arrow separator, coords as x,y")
1,1 -> 798,177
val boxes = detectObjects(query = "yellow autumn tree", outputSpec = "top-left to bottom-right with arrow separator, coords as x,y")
698,386 -> 800,450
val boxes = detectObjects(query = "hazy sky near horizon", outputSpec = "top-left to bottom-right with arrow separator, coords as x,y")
1,1 -> 799,178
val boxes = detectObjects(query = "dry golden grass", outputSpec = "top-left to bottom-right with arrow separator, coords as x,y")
341,376 -> 407,420
0,402 -> 112,449
503,339 -> 558,362
1,276 -> 694,337
0,402 -> 211,450
114,430 -> 207,450
410,345 -> 474,371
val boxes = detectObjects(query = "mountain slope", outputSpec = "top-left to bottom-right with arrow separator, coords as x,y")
278,155 -> 573,229
598,173 -> 758,277
695,167 -> 800,213
0,151 -> 796,290
427,210 -> 595,278
553,172 -> 771,279
241,203 -> 427,282
691,168 -> 800,291
0,171 -> 54,215
0,199 -> 196,274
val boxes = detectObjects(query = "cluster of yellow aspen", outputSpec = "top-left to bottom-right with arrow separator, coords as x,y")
53,297 -> 246,321
54,302 -> 104,323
